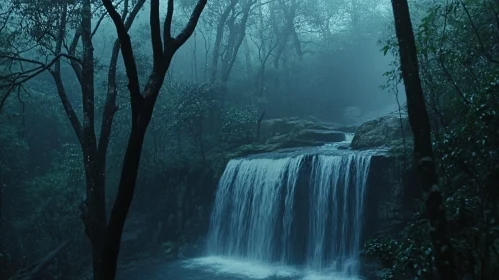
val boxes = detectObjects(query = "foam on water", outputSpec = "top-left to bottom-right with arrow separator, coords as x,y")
320,133 -> 354,150
184,256 -> 361,280
184,256 -> 299,279
344,133 -> 354,143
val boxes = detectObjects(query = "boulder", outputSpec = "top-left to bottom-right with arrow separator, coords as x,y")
229,116 -> 354,158
260,116 -> 340,141
294,129 -> 346,143
351,112 -> 411,150
227,143 -> 282,158
229,130 -> 347,158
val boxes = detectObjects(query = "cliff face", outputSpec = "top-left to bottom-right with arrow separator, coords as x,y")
353,112 -> 418,240
363,155 -> 419,239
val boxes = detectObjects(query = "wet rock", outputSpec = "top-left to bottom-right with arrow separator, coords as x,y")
294,129 -> 345,143
161,241 -> 177,261
259,116 -> 346,140
230,119 -> 347,158
351,112 -> 411,150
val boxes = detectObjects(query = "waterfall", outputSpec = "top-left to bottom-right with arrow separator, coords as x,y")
206,151 -> 372,277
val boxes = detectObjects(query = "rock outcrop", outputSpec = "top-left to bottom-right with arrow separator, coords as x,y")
351,112 -> 411,150
229,117 -> 353,158
351,112 -> 418,237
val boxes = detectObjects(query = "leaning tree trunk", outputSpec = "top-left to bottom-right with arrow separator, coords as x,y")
390,0 -> 457,279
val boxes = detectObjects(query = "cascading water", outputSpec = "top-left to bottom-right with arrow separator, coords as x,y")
207,156 -> 305,262
206,150 -> 372,279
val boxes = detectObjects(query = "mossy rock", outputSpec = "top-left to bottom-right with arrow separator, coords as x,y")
260,117 -> 341,140
294,129 -> 346,143
351,112 -> 411,150
228,116 -> 352,158
227,143 -> 282,158
229,130 -> 346,158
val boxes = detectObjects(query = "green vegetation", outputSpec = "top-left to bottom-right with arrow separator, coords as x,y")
363,0 -> 499,279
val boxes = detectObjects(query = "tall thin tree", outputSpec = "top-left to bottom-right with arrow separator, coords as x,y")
390,0 -> 457,279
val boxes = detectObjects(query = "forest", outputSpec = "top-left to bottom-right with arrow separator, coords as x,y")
0,0 -> 498,279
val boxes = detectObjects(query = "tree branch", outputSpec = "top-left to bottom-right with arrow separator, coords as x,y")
0,53 -> 81,91
98,0 -> 147,161
68,29 -> 83,85
81,0 -> 98,155
49,6 -> 84,146
163,0 -> 174,43
101,0 -> 144,114
171,0 -> 208,48
49,69 -> 84,146
151,0 -> 163,66
122,0 -> 130,20
92,10 -> 108,38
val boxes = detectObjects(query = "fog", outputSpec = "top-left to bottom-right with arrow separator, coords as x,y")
89,0 -> 405,125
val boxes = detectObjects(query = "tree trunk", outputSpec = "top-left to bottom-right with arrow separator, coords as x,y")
100,1 -> 207,278
210,0 -> 238,81
0,179 -> 3,228
390,0 -> 457,279
82,171 -> 107,280
101,119 -> 149,280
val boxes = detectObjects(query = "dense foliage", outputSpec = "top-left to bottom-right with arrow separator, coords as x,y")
364,0 -> 499,279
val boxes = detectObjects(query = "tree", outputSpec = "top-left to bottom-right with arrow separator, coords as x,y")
99,0 -> 207,278
0,1 -> 149,278
390,0 -> 457,279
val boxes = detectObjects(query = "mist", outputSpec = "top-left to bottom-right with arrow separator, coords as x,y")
88,0 -> 405,125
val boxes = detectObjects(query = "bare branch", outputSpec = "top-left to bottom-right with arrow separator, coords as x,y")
122,0 -> 130,20
92,11 -> 108,38
151,0 -> 163,66
68,28 -> 83,85
98,0 -> 147,159
49,69 -> 84,146
172,0 -> 208,48
163,0 -> 174,42
0,53 -> 81,89
0,84 -> 15,110
101,0 -> 143,113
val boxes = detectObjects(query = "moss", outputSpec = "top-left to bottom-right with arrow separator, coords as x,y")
351,113 -> 411,150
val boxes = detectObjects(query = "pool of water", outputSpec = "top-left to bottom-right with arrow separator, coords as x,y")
118,256 -> 362,280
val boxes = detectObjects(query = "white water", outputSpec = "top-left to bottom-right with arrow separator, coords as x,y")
320,133 -> 354,150
201,150 -> 372,279
183,256 -> 361,280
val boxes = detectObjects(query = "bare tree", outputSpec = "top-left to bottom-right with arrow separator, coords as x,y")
0,1 -> 146,278
99,0 -> 207,278
209,0 -> 257,84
